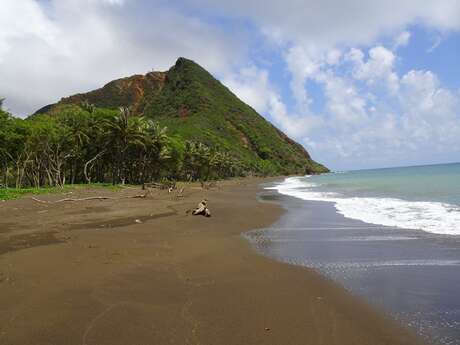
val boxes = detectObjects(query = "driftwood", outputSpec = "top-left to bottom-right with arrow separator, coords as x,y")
31,190 -> 150,204
130,190 -> 151,198
192,199 -> 211,217
200,181 -> 217,190
143,181 -> 176,191
31,196 -> 114,204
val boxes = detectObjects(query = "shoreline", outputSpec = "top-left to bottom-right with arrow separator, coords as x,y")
0,178 -> 426,344
259,178 -> 460,345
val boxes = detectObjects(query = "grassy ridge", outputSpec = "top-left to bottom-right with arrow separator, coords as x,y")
143,58 -> 329,175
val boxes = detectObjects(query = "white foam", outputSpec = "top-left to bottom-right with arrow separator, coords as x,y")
255,236 -> 418,243
269,177 -> 460,236
313,259 -> 460,270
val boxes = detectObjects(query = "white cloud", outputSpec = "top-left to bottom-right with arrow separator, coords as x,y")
187,0 -> 460,47
427,35 -> 444,53
310,65 -> 460,169
349,46 -> 399,93
284,45 -> 321,109
223,66 -> 323,139
0,1 -> 57,62
326,49 -> 342,65
400,70 -> 460,141
317,71 -> 368,129
276,41 -> 460,169
394,31 -> 411,48
0,0 -> 244,116
223,66 -> 272,114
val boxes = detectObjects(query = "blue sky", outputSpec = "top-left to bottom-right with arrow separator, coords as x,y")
1,0 -> 459,170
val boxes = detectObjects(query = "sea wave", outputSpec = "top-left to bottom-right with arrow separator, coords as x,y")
281,259 -> 460,270
268,177 -> 460,236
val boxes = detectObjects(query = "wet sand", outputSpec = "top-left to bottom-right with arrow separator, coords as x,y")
248,191 -> 460,345
0,178 -> 426,345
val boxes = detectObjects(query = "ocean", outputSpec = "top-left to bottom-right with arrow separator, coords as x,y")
274,163 -> 460,235
246,163 -> 460,345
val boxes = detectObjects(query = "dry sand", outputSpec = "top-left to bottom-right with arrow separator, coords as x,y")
0,178 -> 427,345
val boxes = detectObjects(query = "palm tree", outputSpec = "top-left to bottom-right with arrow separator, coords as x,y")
210,151 -> 237,178
104,107 -> 147,184
139,121 -> 170,183
183,141 -> 213,180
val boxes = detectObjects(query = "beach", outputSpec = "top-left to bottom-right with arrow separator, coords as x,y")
0,178 -> 425,345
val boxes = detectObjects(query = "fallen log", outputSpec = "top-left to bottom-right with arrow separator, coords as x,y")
200,181 -> 217,190
31,190 -> 150,204
144,181 -> 176,190
32,196 -> 115,203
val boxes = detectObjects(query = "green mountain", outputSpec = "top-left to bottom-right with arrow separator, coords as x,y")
35,58 -> 328,175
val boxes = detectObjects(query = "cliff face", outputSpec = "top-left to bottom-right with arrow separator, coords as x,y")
34,58 -> 329,175
36,72 -> 167,116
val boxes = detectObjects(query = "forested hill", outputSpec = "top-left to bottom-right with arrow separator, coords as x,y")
34,58 -> 328,176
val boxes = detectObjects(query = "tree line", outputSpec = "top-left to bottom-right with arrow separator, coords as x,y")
0,102 -> 244,189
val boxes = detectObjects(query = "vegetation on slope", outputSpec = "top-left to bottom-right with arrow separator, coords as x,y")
1,58 -> 328,190
34,58 -> 328,176
144,58 -> 327,175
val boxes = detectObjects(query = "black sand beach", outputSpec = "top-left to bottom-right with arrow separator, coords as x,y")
0,178 -> 426,345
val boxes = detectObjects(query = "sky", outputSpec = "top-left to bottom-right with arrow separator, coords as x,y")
1,0 -> 459,170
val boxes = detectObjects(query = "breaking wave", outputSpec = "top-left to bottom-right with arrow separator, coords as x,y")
268,177 -> 460,236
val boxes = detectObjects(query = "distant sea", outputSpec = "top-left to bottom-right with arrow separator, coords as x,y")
246,163 -> 460,345
275,163 -> 460,235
